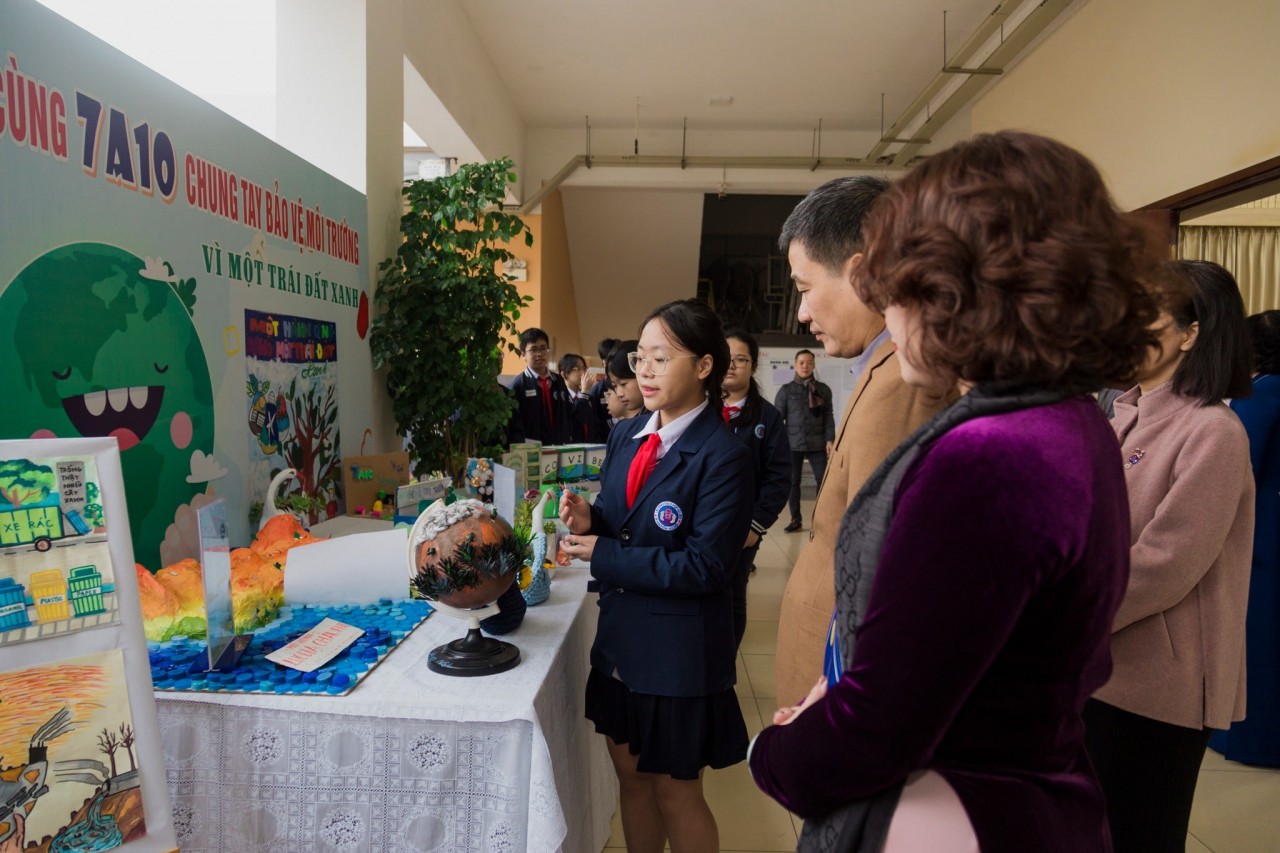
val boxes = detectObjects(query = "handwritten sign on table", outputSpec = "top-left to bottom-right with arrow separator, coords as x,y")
265,617 -> 364,672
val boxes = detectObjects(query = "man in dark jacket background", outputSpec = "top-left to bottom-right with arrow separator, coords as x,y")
773,349 -> 834,531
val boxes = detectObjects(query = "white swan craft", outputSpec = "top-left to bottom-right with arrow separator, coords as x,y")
257,468 -> 297,530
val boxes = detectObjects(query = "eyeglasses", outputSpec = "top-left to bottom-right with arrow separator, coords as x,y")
728,356 -> 753,367
627,352 -> 697,376
524,345 -> 550,355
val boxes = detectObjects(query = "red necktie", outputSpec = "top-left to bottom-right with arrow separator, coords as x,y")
721,405 -> 732,424
625,433 -> 662,509
537,375 -> 553,426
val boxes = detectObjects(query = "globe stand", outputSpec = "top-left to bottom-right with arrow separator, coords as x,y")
426,600 -> 520,677
406,501 -> 524,678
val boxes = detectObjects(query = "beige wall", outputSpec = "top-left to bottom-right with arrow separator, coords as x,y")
971,0 -> 1280,211
538,190 -> 584,364
561,188 -> 706,350
498,193 -> 585,374
501,214 -> 543,375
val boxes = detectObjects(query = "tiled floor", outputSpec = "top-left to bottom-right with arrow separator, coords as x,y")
602,499 -> 1280,851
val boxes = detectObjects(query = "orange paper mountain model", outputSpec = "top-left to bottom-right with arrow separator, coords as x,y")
139,515 -> 320,641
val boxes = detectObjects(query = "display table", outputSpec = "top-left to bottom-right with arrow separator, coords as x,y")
155,568 -> 616,852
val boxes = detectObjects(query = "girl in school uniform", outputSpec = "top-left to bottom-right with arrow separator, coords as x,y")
722,329 -> 791,649
558,352 -> 599,441
559,300 -> 755,853
602,339 -> 645,433
588,337 -> 623,439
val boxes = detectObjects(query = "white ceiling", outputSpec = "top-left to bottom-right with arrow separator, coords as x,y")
40,0 -> 1069,198
460,0 -> 997,133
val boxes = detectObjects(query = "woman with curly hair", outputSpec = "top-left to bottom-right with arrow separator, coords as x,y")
1085,260 -> 1255,852
748,131 -> 1160,852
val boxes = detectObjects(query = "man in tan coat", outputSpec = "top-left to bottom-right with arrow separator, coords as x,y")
774,176 -> 951,706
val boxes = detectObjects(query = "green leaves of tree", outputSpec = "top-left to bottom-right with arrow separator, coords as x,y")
369,158 -> 533,479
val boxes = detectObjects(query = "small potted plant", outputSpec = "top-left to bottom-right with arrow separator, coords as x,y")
277,491 -> 330,527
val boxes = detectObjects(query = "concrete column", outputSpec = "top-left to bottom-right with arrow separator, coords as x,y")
363,0 -> 405,452
276,0 -> 367,192
275,0 -> 404,452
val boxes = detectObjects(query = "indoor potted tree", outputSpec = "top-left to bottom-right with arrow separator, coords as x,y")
370,158 -> 533,481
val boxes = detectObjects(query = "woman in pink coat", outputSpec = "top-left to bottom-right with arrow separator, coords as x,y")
1085,260 -> 1255,853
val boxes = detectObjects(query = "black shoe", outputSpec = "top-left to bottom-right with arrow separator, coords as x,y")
784,520 -> 802,533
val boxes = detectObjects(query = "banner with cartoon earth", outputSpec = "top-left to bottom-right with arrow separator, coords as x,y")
0,2 -> 372,566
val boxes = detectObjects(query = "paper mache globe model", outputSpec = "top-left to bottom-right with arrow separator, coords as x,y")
407,499 -> 527,675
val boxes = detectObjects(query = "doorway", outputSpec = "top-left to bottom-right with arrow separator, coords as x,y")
1139,157 -> 1280,313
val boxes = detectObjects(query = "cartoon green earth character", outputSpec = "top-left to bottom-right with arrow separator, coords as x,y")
0,243 -> 214,568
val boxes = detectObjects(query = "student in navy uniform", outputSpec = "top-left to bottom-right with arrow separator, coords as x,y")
587,337 -> 621,440
559,300 -> 754,853
722,329 -> 791,649
602,382 -> 630,426
604,340 -> 645,427
559,352 -> 599,441
507,328 -> 574,445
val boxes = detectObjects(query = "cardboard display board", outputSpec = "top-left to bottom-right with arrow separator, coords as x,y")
0,437 -> 177,853
341,431 -> 411,517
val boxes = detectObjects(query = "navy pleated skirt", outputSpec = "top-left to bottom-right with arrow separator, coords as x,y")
584,667 -> 748,780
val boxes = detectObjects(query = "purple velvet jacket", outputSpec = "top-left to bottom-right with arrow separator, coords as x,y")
749,397 -> 1129,852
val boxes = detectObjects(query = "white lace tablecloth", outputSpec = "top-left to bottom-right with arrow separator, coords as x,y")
155,567 -> 617,852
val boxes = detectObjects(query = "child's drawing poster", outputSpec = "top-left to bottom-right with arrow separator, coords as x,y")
244,310 -> 341,525
0,457 -> 118,646
0,649 -> 146,852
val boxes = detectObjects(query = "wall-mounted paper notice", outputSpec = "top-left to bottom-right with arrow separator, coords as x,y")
265,617 -> 363,671
282,529 -> 410,605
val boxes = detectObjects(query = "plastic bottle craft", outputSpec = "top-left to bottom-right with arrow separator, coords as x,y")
519,491 -> 552,606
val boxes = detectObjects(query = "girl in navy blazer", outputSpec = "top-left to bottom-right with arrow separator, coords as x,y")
560,300 -> 755,853
722,329 -> 791,649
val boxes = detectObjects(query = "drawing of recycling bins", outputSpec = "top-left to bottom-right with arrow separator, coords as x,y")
0,577 -> 31,630
68,565 -> 105,616
30,569 -> 69,622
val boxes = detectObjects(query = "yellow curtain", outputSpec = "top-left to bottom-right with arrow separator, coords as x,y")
1178,225 -> 1280,314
